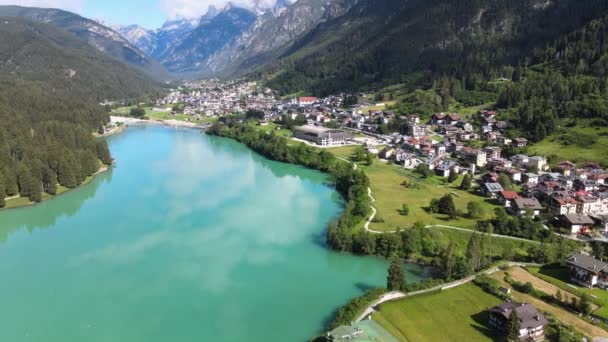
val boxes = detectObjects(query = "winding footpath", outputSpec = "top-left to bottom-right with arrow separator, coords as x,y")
335,156 -> 540,244
354,262 -> 542,323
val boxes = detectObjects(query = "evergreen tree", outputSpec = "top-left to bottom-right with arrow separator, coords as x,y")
498,173 -> 513,191
58,155 -> 78,188
465,234 -> 485,274
438,194 -> 458,219
96,141 -> 113,166
460,174 -> 472,190
592,241 -> 605,260
442,240 -> 457,280
506,310 -> 521,341
387,255 -> 406,292
448,169 -> 458,183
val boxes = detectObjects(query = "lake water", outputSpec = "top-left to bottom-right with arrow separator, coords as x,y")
0,125 -> 429,341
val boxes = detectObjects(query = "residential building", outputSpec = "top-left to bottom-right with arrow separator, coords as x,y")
488,302 -> 548,341
549,197 -> 578,215
512,138 -> 529,148
435,160 -> 460,177
566,252 -> 608,288
408,124 -> 428,137
561,214 -> 595,234
498,191 -> 519,208
512,197 -> 543,217
482,183 -> 504,198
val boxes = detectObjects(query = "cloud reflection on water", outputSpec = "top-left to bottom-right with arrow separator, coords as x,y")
75,129 -> 338,292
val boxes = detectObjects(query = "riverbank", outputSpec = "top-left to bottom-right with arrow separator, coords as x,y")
1,165 -> 111,211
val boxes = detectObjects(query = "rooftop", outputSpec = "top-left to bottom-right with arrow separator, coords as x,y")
513,198 -> 543,210
563,213 -> 595,225
566,252 -> 608,273
489,302 -> 548,330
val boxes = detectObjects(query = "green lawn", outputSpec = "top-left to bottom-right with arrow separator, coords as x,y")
527,266 -> 608,319
448,102 -> 493,119
527,126 -> 608,167
249,122 -> 293,138
373,283 -> 504,342
431,226 -> 533,260
326,145 -> 499,231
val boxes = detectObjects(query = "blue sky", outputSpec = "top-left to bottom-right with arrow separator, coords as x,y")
82,0 -> 167,28
0,0 -> 282,29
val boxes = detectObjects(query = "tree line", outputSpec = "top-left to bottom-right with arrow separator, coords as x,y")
0,79 -> 113,207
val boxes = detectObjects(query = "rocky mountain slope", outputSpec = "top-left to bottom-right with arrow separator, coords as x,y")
0,5 -> 168,80
0,16 -> 159,101
161,6 -> 257,75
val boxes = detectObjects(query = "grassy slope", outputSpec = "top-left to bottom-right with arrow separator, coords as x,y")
527,126 -> 608,167
326,145 -> 498,231
373,283 -> 503,342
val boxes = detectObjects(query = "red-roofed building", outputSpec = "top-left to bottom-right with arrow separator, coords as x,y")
498,191 -> 519,208
298,97 -> 318,106
549,196 -> 578,215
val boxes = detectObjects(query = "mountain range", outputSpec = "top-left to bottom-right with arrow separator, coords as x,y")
0,5 -> 168,80
2,0 -> 608,96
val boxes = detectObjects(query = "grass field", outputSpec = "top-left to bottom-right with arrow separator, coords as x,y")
247,122 -> 293,138
373,283 -> 503,342
528,266 -> 608,319
326,145 -> 499,231
431,226 -> 533,260
527,126 -> 608,167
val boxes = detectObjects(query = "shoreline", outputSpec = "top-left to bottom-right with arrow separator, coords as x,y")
110,115 -> 206,129
0,164 -> 112,211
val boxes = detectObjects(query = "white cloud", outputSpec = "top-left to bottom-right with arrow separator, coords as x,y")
161,0 -> 293,20
0,0 -> 84,13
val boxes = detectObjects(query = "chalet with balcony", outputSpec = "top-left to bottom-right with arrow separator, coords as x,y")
566,252 -> 608,289
488,303 -> 548,341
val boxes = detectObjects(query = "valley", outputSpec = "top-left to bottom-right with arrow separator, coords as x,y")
1,0 -> 608,341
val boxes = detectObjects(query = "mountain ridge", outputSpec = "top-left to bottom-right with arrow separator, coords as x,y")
0,5 -> 169,80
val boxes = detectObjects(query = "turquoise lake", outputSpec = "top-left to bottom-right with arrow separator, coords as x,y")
0,125 -> 429,341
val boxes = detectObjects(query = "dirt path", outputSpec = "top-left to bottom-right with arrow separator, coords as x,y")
492,270 -> 608,338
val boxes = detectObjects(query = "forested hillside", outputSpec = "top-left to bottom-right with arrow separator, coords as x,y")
0,18 -> 157,207
0,5 -> 169,80
261,0 -> 608,94
255,0 -> 608,143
